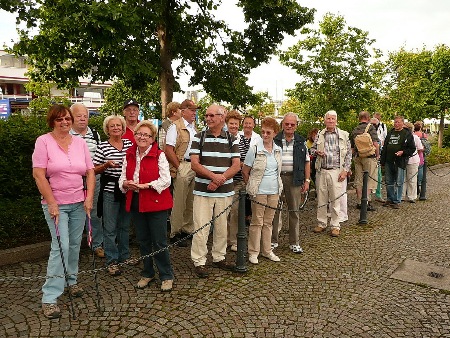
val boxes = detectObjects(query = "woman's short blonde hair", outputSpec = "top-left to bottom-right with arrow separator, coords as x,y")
135,120 -> 157,138
103,115 -> 126,136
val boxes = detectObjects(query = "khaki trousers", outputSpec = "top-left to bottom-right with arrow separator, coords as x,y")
227,180 -> 246,246
248,194 -> 279,257
317,168 -> 343,230
271,173 -> 303,245
170,161 -> 195,237
191,195 -> 232,266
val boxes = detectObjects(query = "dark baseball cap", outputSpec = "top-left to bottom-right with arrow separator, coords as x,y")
123,98 -> 139,110
179,99 -> 200,110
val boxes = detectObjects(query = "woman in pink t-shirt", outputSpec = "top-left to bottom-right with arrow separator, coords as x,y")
32,105 -> 95,319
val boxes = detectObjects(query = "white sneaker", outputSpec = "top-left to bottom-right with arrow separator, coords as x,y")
289,244 -> 304,254
263,252 -> 281,262
230,244 -> 237,252
271,243 -> 278,249
249,255 -> 259,264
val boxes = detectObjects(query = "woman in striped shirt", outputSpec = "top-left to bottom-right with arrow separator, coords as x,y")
93,115 -> 133,276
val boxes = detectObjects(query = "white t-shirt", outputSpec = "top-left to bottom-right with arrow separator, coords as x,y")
165,117 -> 196,160
408,134 -> 423,165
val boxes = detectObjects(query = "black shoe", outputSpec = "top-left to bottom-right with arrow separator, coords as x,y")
356,204 -> 361,209
367,204 -> 377,211
194,265 -> 209,278
213,260 -> 236,271
170,235 -> 188,247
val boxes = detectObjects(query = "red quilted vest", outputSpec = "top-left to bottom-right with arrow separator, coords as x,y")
124,142 -> 173,212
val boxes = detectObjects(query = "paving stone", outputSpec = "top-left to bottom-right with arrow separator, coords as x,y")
1,166 -> 450,336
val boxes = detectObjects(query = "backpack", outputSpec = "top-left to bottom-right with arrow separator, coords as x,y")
420,132 -> 431,157
354,124 -> 376,157
90,126 -> 101,145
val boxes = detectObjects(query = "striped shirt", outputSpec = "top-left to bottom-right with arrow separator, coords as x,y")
234,134 -> 251,181
322,129 -> 352,171
70,127 -> 99,159
93,139 -> 132,193
280,138 -> 295,172
190,129 -> 240,197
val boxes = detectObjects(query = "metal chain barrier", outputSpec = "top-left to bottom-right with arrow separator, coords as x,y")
426,164 -> 450,177
3,162 -> 448,283
0,195 -> 242,283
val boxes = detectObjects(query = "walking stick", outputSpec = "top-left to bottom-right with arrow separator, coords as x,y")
87,216 -> 102,312
83,176 -> 102,312
53,216 -> 76,319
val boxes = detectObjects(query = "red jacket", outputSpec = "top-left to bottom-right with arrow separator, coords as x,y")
124,142 -> 173,212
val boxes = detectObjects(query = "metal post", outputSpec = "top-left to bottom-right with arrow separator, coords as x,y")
235,189 -> 248,273
419,161 -> 427,200
358,171 -> 368,225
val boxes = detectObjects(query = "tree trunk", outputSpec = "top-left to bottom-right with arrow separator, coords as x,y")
438,111 -> 444,148
158,20 -> 175,119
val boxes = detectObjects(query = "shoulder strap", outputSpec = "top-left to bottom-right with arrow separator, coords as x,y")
226,131 -> 233,149
364,123 -> 371,133
90,127 -> 100,144
199,130 -> 206,159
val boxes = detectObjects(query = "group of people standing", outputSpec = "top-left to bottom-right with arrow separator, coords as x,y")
32,100 -> 429,319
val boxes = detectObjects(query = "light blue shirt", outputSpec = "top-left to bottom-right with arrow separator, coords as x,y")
244,140 -> 281,195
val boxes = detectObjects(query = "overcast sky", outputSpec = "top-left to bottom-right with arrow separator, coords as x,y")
1,0 -> 450,102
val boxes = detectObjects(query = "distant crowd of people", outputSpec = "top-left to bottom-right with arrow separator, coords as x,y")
32,100 -> 429,319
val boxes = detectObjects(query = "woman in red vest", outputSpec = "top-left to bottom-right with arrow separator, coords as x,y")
119,120 -> 174,291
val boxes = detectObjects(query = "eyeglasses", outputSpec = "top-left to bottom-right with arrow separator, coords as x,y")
205,113 -> 223,118
135,133 -> 153,139
283,123 -> 297,127
55,117 -> 72,122
125,108 -> 139,113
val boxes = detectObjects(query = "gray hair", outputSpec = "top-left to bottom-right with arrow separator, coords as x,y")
325,110 -> 337,119
103,115 -> 126,137
282,112 -> 300,124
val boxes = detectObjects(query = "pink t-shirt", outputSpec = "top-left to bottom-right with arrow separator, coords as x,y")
32,133 -> 94,205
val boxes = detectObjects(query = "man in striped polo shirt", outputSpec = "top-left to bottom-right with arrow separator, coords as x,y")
272,112 -> 311,254
70,103 -> 104,258
189,104 -> 241,278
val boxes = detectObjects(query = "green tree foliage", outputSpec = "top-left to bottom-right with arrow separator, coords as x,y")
279,97 -> 305,117
245,92 -> 275,119
8,0 -> 314,114
386,45 -> 450,146
279,13 -> 383,121
100,80 -> 162,119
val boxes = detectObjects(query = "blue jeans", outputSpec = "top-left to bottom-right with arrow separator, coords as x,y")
417,164 -> 424,187
41,202 -> 85,304
102,191 -> 131,265
85,175 -> 103,250
130,193 -> 174,281
384,162 -> 405,204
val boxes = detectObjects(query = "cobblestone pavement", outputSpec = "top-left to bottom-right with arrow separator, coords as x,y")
1,166 -> 450,337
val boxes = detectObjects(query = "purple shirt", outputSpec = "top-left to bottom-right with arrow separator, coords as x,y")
32,133 -> 94,205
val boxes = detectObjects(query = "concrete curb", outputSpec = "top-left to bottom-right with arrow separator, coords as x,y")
0,241 -> 50,267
